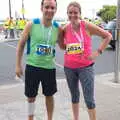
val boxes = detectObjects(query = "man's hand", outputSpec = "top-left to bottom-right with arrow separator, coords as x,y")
15,65 -> 23,78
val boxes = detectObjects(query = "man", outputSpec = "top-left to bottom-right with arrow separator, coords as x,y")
4,17 -> 9,39
9,17 -> 15,39
15,0 -> 61,120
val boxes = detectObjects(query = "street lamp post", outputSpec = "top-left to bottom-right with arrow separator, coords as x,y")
22,0 -> 25,19
9,0 -> 12,18
115,0 -> 120,83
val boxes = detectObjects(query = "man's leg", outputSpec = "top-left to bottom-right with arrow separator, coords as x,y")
27,97 -> 36,120
41,68 -> 57,120
4,29 -> 8,39
45,96 -> 54,120
25,65 -> 41,120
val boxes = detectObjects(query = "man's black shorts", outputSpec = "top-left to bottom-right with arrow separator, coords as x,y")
25,64 -> 57,97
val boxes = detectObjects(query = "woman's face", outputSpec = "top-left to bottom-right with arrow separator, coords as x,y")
67,5 -> 80,24
41,0 -> 57,21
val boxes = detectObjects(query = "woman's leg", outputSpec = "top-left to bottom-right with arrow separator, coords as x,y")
64,67 -> 80,120
78,65 -> 96,120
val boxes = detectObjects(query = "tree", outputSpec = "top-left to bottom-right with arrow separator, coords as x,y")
97,5 -> 117,23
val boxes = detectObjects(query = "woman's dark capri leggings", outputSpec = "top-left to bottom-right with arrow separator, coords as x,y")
64,64 -> 95,109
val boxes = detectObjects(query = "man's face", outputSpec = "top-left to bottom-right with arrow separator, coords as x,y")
41,0 -> 57,21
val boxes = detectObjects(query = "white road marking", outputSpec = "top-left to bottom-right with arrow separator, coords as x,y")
54,61 -> 64,68
1,73 -> 120,90
0,79 -> 66,90
0,83 -> 24,90
0,38 -> 19,43
4,43 -> 16,49
3,42 -> 64,69
1,40 -> 120,89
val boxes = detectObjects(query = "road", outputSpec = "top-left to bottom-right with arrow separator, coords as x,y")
0,36 -> 116,85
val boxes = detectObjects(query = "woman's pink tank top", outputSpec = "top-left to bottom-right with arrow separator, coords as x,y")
64,20 -> 94,68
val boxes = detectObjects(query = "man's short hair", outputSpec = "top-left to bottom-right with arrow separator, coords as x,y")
41,0 -> 57,6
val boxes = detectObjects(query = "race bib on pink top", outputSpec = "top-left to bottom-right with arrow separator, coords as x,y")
66,43 -> 84,54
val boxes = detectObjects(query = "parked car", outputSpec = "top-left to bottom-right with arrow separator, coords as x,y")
104,19 -> 116,50
98,22 -> 107,29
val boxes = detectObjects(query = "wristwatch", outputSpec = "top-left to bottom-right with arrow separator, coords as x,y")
97,49 -> 103,54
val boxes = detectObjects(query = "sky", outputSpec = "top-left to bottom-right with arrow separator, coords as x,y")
0,0 -> 117,20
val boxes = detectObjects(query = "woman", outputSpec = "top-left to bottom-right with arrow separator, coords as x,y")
59,1 -> 112,120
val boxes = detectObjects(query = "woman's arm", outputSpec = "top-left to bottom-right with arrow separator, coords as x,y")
57,26 -> 66,50
86,21 -> 112,54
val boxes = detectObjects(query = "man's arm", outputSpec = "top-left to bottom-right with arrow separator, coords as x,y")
15,21 -> 32,77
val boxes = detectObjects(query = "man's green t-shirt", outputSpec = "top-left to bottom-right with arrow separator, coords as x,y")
26,18 -> 59,69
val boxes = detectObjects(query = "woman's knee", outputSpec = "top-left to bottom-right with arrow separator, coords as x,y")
71,91 -> 80,103
85,99 -> 96,109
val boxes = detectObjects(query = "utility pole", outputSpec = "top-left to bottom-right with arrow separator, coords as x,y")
91,9 -> 95,20
115,0 -> 120,83
9,0 -> 12,18
22,0 -> 25,19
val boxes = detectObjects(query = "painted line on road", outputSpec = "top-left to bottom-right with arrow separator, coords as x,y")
0,79 -> 65,90
0,83 -> 24,90
54,61 -> 64,69
4,42 -> 64,69
1,74 -> 120,90
4,43 -> 16,49
2,40 -> 120,88
0,38 -> 19,43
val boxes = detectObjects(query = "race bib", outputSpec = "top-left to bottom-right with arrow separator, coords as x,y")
66,43 -> 84,54
36,44 -> 55,56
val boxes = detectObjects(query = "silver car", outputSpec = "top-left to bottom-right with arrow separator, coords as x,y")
105,19 -> 116,50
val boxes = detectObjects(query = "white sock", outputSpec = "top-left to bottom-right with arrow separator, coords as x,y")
28,102 -> 35,116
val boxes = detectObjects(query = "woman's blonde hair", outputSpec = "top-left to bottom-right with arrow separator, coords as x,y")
67,1 -> 81,14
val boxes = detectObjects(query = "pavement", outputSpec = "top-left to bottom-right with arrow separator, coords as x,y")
0,73 -> 120,120
0,36 -> 120,120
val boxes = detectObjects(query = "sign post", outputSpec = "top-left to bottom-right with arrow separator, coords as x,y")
9,0 -> 12,18
22,0 -> 25,19
114,0 -> 120,83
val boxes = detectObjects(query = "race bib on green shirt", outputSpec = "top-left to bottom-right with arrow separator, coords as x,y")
36,44 -> 55,56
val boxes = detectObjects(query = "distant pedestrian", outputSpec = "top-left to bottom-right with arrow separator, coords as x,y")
3,17 -> 9,39
59,1 -> 112,120
9,17 -> 15,39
